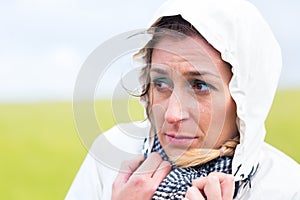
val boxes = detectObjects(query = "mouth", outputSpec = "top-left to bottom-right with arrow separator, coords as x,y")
165,132 -> 198,146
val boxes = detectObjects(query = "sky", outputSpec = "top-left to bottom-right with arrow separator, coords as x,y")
0,0 -> 299,102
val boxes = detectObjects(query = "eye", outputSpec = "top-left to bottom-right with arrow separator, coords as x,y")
189,79 -> 210,94
152,77 -> 173,92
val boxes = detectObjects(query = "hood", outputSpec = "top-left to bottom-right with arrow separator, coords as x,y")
144,0 -> 282,182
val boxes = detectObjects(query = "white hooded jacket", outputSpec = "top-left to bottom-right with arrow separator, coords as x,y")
66,0 -> 300,199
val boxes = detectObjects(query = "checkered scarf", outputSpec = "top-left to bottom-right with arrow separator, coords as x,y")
150,135 -> 233,200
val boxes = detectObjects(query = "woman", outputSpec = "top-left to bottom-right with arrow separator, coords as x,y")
66,0 -> 300,199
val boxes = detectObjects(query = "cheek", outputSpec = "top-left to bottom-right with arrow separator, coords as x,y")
149,99 -> 167,131
151,103 -> 164,119
218,90 -> 236,126
193,100 -> 212,129
209,90 -> 229,120
148,87 -> 168,128
203,92 -> 237,147
200,94 -> 226,136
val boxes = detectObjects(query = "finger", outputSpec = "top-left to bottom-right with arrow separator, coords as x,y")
114,155 -> 144,186
220,175 -> 235,199
151,160 -> 171,185
207,172 -> 235,200
192,172 -> 235,200
192,174 -> 222,200
135,152 -> 163,177
185,186 -> 205,200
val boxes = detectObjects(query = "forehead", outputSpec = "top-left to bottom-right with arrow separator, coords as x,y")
151,36 -> 227,74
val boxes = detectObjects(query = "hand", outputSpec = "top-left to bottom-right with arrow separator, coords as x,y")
112,152 -> 171,200
183,172 -> 235,200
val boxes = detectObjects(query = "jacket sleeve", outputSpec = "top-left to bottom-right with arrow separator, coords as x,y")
65,153 -> 103,200
65,122 -> 148,200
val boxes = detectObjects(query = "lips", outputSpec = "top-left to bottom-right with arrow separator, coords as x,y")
165,132 -> 197,146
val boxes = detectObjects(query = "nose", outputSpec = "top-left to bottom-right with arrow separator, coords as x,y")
164,91 -> 189,124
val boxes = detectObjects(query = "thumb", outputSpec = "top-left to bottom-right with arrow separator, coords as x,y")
113,155 -> 144,186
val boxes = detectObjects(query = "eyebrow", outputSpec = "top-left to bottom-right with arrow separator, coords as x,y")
150,67 -> 220,78
150,68 -> 168,75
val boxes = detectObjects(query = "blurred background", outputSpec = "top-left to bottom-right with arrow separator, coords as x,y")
0,0 -> 299,199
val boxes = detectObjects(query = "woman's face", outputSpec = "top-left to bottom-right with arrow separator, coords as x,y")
149,36 -> 238,157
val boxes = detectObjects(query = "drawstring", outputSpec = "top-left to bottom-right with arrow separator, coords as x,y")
233,163 -> 259,198
233,181 -> 240,199
242,164 -> 259,189
233,164 -> 242,198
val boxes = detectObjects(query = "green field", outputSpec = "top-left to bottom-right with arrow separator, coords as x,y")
0,90 -> 299,199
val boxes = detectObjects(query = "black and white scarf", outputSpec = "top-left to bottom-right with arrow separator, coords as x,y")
149,135 -> 233,200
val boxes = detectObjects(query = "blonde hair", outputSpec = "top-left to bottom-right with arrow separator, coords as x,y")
171,136 -> 240,168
